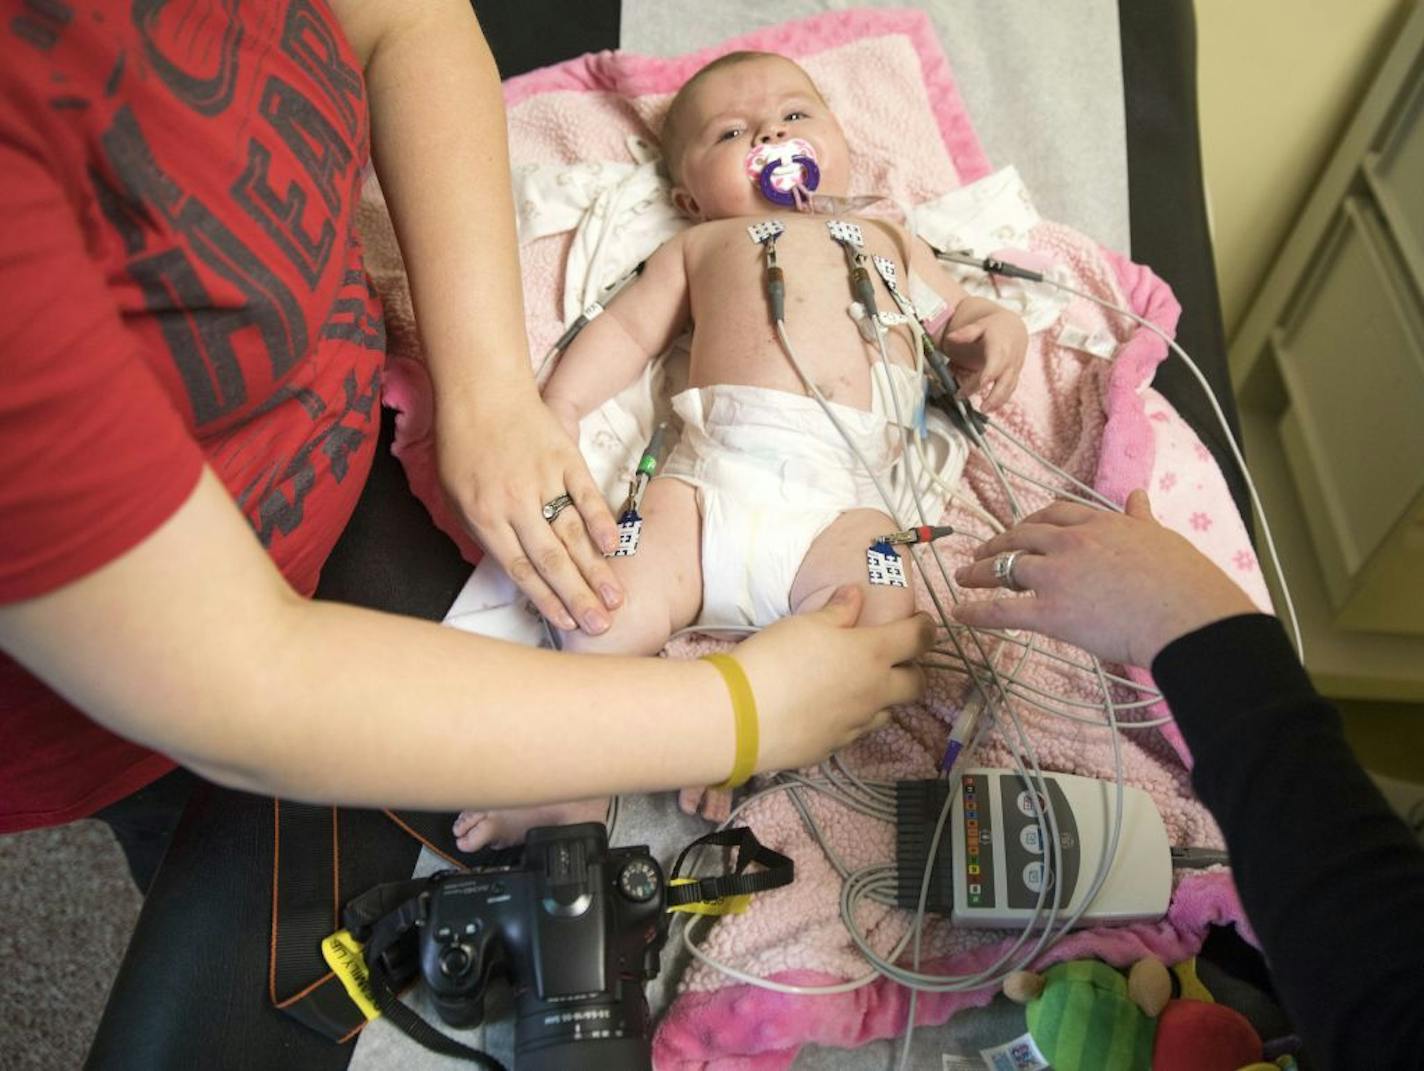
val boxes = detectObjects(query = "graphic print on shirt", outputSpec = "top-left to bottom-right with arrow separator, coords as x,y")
132,0 -> 243,116
100,105 -> 311,423
0,0 -> 395,830
9,0 -> 387,555
239,362 -> 382,547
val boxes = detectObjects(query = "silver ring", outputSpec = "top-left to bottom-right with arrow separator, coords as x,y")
541,493 -> 574,523
992,549 -> 1027,593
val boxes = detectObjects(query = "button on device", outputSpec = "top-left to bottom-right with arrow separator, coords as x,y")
439,944 -> 472,979
1019,825 -> 1043,854
1022,861 -> 1054,894
1017,790 -> 1049,818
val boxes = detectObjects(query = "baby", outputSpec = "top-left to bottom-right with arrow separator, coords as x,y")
455,51 -> 1027,851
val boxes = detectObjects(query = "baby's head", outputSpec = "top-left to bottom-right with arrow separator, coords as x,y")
661,51 -> 851,221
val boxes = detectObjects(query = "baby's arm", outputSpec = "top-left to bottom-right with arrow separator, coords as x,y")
908,237 -> 1028,413
542,234 -> 692,434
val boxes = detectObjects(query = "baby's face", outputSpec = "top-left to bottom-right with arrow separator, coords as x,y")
671,56 -> 851,221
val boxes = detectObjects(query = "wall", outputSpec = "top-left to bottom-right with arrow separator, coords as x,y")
1196,0 -> 1411,338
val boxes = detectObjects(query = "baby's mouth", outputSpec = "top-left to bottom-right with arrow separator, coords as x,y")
744,137 -> 821,206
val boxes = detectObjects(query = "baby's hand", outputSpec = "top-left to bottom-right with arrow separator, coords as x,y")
941,307 -> 1028,412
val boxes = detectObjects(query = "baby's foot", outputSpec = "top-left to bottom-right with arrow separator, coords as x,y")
677,785 -> 733,824
453,797 -> 609,853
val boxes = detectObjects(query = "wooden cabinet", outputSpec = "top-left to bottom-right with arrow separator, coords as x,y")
1230,2 -> 1424,697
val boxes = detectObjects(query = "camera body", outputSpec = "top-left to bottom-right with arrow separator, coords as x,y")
417,822 -> 668,1071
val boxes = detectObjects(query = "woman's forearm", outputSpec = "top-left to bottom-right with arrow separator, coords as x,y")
0,469 -> 735,811
196,599 -> 736,809
356,1 -> 533,409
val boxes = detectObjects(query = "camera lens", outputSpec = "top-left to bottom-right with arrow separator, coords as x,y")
438,945 -> 472,979
515,989 -> 653,1071
518,1036 -> 650,1071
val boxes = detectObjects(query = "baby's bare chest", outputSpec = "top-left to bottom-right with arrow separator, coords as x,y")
682,218 -> 914,396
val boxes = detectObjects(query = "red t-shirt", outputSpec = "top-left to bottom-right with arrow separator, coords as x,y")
0,0 -> 386,832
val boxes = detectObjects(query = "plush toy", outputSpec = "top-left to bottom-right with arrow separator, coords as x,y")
1001,957 -> 1296,1071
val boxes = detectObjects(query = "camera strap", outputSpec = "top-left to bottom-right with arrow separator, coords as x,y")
268,800 -> 507,1048
272,808 -> 792,1062
341,874 -> 509,1070
666,826 -> 795,912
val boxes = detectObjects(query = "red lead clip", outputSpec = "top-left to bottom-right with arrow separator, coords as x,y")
875,524 -> 956,546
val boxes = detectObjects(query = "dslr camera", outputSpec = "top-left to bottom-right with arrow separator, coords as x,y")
417,822 -> 668,1070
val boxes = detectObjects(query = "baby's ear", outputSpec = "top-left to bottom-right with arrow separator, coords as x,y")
671,187 -> 702,221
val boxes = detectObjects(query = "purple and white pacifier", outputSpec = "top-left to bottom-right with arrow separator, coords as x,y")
744,137 -> 821,208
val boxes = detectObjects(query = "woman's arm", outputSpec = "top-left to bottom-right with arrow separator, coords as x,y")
0,469 -> 932,810
330,0 -> 622,635
952,489 -> 1424,1065
1154,616 -> 1424,1070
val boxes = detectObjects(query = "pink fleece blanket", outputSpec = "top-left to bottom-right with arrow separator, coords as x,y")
361,9 -> 1272,1068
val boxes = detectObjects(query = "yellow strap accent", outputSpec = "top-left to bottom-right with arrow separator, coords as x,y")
321,929 -> 382,1022
666,877 -> 753,915
702,653 -> 758,789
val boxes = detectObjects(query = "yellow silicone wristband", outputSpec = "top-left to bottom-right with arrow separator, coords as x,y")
701,653 -> 759,789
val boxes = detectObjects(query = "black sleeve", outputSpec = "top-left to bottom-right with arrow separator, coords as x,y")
1152,614 -> 1424,1070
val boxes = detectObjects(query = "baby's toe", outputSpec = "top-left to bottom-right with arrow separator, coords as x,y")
677,786 -> 705,816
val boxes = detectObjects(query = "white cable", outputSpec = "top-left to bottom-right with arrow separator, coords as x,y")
936,629 -> 1163,698
997,459 -> 1122,513
907,419 -> 1008,538
1027,272 -> 1303,661
926,645 -> 1158,702
919,658 -> 1172,726
986,422 -> 1124,513
924,648 -> 1163,711
676,240 -> 1144,1046
678,313 -> 1073,1016
675,778 -> 910,995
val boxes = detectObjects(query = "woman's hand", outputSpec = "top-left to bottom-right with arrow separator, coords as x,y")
951,490 -> 1257,667
436,384 -> 623,634
733,585 -> 936,771
941,305 -> 1028,412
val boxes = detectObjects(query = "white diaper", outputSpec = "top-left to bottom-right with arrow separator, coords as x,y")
662,363 -> 924,628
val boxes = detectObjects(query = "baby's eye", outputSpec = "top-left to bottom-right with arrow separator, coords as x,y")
717,127 -> 744,142
785,111 -> 808,121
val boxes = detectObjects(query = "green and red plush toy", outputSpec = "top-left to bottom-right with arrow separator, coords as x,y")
1000,956 -> 1296,1071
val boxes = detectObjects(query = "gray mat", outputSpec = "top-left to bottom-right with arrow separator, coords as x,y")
345,792 -> 1036,1070
349,3 -> 1133,1066
619,0 -> 1131,253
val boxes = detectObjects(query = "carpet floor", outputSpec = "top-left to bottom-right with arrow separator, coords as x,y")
0,822 -> 140,1071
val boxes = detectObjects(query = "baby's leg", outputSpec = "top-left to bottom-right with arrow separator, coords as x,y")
789,509 -> 916,626
682,509 -> 915,822
454,478 -> 704,852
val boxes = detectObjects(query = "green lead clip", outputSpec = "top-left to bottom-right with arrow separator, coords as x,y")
623,423 -> 667,516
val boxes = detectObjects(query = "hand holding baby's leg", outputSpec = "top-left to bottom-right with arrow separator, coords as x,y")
679,509 -> 917,822
790,509 -> 916,627
455,479 -> 704,850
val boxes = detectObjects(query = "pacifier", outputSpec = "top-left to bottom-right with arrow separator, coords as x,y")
744,137 -> 820,208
